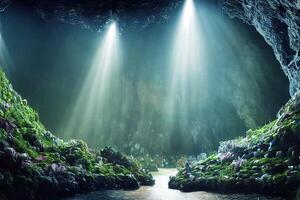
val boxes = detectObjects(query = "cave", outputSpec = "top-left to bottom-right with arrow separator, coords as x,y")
0,0 -> 299,199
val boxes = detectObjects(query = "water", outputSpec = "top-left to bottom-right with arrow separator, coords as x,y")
55,169 -> 284,200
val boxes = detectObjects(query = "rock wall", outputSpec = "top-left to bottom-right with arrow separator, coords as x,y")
169,91 -> 300,198
1,0 -> 298,95
0,0 -> 182,31
0,70 -> 154,199
219,0 -> 300,95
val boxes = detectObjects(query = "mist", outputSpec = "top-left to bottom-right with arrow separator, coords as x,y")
0,1 -> 289,156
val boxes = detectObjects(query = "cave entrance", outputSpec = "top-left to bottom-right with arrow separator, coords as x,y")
0,0 -> 290,160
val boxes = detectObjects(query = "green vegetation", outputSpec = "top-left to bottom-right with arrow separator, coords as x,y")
0,70 -> 154,200
169,93 -> 300,198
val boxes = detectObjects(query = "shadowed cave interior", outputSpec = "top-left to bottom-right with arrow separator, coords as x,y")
0,0 -> 299,199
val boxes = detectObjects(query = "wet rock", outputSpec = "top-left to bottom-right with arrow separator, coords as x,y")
119,174 -> 139,189
55,172 -> 79,195
101,147 -> 131,167
94,174 -> 107,189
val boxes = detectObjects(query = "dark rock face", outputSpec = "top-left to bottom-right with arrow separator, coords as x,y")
0,0 -> 11,12
0,0 -> 298,94
219,0 -> 300,95
1,0 -> 183,31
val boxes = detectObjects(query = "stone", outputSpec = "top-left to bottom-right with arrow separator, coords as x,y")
276,151 -> 284,158
220,0 -> 300,95
268,164 -> 286,174
119,174 -> 139,189
23,133 -> 44,151
4,147 -> 17,159
50,163 -> 66,174
0,1 -> 182,32
37,175 -> 58,196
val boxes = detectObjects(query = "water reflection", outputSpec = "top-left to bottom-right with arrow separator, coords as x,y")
55,169 -> 284,200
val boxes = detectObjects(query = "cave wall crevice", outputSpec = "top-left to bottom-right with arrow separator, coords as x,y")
219,0 -> 300,95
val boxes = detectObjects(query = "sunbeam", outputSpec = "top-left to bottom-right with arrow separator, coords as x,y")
62,22 -> 122,145
165,0 -> 205,138
0,0 -> 296,198
0,21 -> 12,70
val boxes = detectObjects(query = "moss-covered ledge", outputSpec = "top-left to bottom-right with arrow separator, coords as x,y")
169,92 -> 300,199
0,70 -> 154,200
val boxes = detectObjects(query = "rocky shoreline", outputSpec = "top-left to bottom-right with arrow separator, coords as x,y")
0,71 -> 154,200
169,92 -> 300,199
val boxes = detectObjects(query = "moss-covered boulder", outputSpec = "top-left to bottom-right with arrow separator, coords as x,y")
169,92 -> 300,199
0,71 -> 154,199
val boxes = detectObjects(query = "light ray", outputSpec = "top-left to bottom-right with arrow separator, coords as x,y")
0,21 -> 12,70
166,0 -> 205,131
62,22 -> 122,145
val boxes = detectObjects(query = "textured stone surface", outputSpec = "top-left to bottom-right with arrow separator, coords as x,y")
0,0 -> 298,94
169,91 -> 300,199
219,0 -> 300,95
0,0 -> 183,32
0,0 -> 11,12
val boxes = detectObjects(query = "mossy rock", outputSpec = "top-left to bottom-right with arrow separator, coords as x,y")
169,91 -> 300,199
0,70 -> 154,199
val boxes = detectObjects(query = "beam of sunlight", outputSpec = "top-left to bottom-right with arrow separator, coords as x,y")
165,0 -> 205,134
62,22 -> 122,145
0,21 -> 12,70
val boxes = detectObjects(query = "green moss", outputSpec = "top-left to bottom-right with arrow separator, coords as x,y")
10,131 -> 39,158
170,97 -> 300,197
246,120 -> 276,143
132,155 -> 158,172
95,163 -> 131,177
0,70 -> 154,199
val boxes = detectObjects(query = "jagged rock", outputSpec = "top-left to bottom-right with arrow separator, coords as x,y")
119,174 -> 139,189
0,69 -> 154,199
100,147 -> 131,167
220,0 -> 300,95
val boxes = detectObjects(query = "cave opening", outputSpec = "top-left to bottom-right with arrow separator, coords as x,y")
0,0 -> 298,199
0,0 -> 289,157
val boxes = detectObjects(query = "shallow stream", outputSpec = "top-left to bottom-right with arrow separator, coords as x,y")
55,169 -> 284,200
